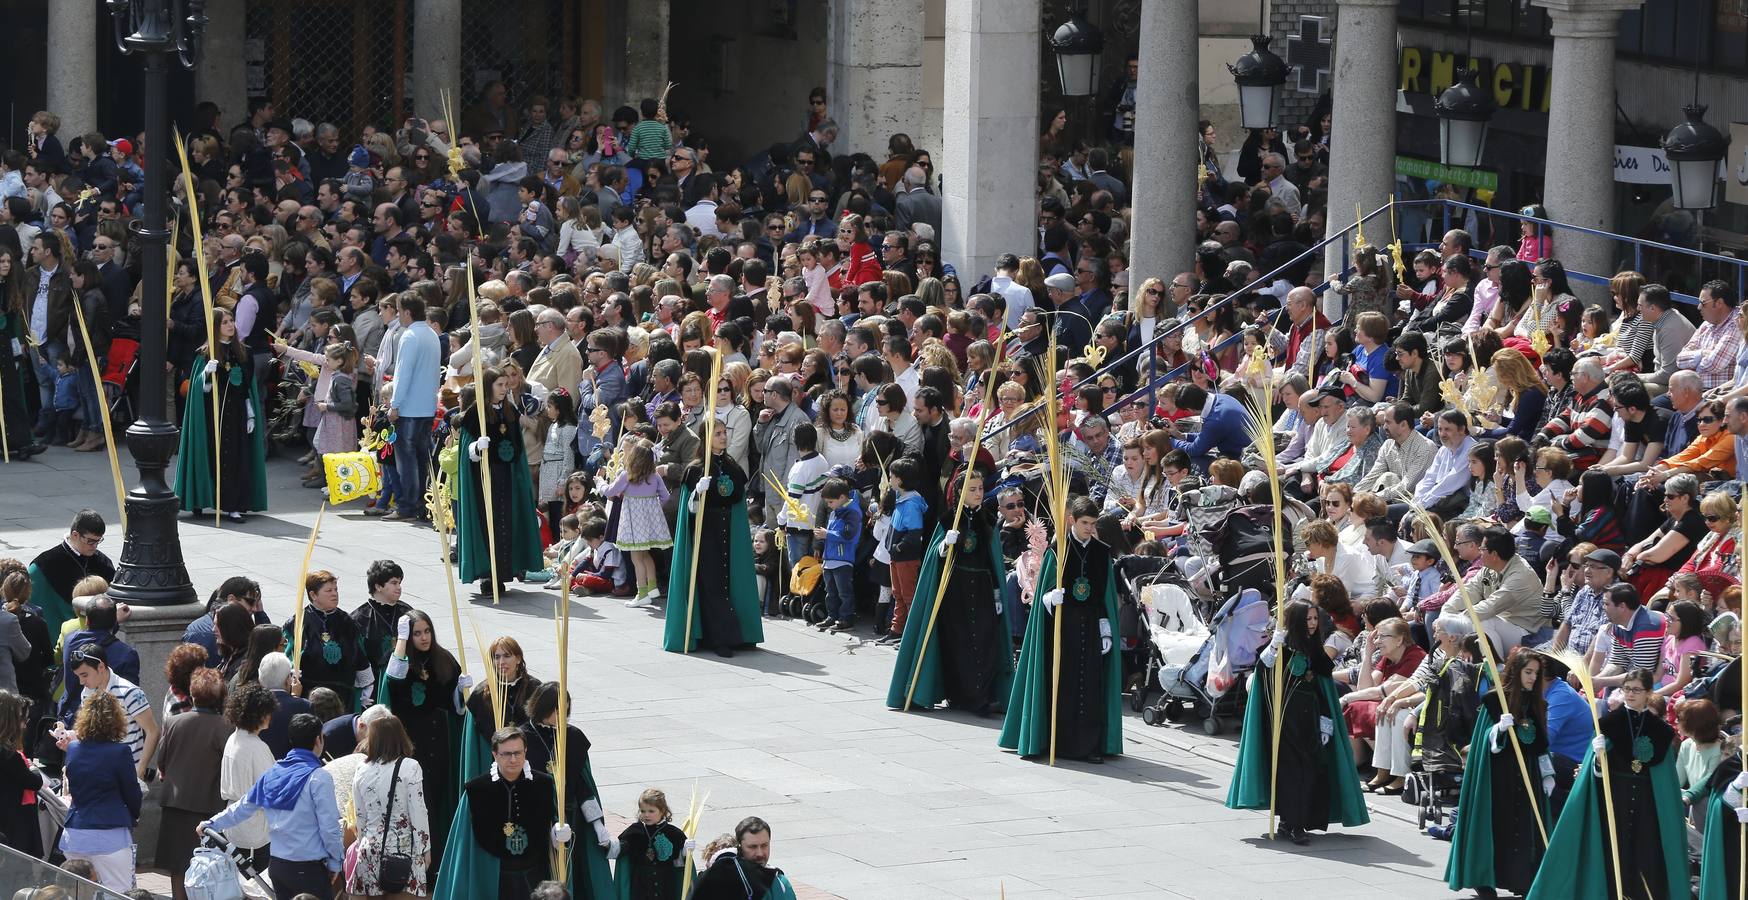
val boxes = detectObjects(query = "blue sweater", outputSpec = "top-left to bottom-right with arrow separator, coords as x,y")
1173,393 -> 1251,464
65,739 -> 141,830
821,494 -> 863,567
389,322 -> 441,418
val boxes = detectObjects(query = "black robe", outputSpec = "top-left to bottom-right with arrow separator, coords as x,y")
281,604 -> 370,709
1598,704 -> 1677,900
1482,693 -> 1550,894
466,674 -> 540,739
519,721 -> 595,822
691,851 -> 782,900
683,456 -> 748,650
935,506 -> 1006,711
463,770 -> 558,891
1050,536 -> 1112,761
30,541 -> 115,606
614,820 -> 688,900
208,350 -> 255,512
350,598 -> 414,679
1255,645 -> 1337,831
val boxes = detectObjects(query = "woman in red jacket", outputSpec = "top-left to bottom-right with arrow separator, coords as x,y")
831,213 -> 883,294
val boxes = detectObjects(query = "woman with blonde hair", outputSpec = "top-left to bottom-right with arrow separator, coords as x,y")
915,276 -> 944,311
1478,347 -> 1547,442
60,690 -> 141,890
1016,257 -> 1049,308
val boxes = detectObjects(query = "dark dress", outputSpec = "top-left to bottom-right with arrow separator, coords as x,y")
209,351 -> 254,512
683,456 -> 748,651
519,721 -> 593,822
0,748 -> 42,856
1600,704 -> 1678,900
1049,537 -> 1112,761
1447,692 -> 1549,895
282,603 -> 370,711
614,820 -> 689,900
384,649 -> 461,880
1261,647 -> 1337,832
934,507 -> 1008,711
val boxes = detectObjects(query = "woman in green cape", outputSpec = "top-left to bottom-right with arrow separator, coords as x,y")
1446,650 -> 1552,898
1226,599 -> 1370,845
519,681 -> 615,899
0,246 -> 43,460
662,422 -> 763,657
1526,667 -> 1687,900
454,366 -> 543,594
998,497 -> 1123,762
379,610 -> 470,886
886,465 -> 1013,713
174,308 -> 267,521
1699,753 -> 1747,900
459,635 -> 543,785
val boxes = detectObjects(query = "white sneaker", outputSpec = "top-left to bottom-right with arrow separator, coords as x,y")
624,592 -> 654,609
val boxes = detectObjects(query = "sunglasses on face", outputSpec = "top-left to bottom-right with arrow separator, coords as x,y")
1002,502 -> 1023,510
1706,514 -> 1725,523
1699,416 -> 1719,424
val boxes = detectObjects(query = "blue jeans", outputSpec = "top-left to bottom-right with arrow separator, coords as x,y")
823,566 -> 856,622
393,416 -> 434,516
1003,571 -> 1028,639
786,530 -> 815,569
31,342 -> 64,430
373,456 -> 400,510
74,361 -> 102,431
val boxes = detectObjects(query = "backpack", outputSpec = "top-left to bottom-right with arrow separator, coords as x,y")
184,844 -> 246,900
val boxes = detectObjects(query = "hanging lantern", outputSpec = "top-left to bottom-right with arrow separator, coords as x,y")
1050,11 -> 1105,97
1229,35 -> 1289,131
1434,67 -> 1496,168
1662,104 -> 1727,211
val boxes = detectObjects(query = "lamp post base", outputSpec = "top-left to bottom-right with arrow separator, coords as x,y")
109,418 -> 195,606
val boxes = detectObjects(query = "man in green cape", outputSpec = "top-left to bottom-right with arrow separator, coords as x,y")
434,727 -> 573,899
1699,755 -> 1746,900
173,348 -> 268,516
690,817 -> 800,900
454,413 -> 543,588
662,462 -> 763,655
886,471 -> 1013,712
28,509 -> 115,636
997,499 -> 1122,761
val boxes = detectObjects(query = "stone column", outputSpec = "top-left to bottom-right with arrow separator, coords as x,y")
46,0 -> 98,139
413,0 -> 462,125
941,0 -> 1039,281
1128,0 -> 1199,307
1321,0 -> 1399,279
624,0 -> 670,106
828,0 -> 925,158
194,0 -> 247,127
1534,0 -> 1638,294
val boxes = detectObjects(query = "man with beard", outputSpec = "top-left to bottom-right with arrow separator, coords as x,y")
691,817 -> 798,900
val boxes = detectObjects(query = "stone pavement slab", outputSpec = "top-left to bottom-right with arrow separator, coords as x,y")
1,451 -> 1459,899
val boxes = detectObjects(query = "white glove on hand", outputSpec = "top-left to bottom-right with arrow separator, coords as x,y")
1271,628 -> 1287,649
1318,715 -> 1333,746
683,838 -> 697,855
1736,807 -> 1748,824
1099,618 -> 1112,655
593,820 -> 612,847
550,823 -> 573,845
693,477 -> 710,498
607,839 -> 621,861
1489,714 -> 1516,753
1497,713 -> 1515,730
1735,771 -> 1748,792
1592,735 -> 1608,756
1041,589 -> 1065,613
1260,629 -> 1287,667
203,359 -> 219,377
457,673 -> 474,693
937,530 -> 960,557
1543,776 -> 1556,797
396,614 -> 412,640
468,435 -> 489,462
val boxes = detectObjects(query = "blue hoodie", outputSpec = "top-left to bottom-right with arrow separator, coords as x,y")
821,493 -> 863,568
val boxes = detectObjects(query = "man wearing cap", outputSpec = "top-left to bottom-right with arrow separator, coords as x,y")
1042,272 -> 1091,352
1551,548 -> 1621,662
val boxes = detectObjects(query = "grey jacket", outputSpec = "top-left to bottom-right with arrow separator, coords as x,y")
0,608 -> 33,695
1644,311 -> 1697,392
753,402 -> 811,504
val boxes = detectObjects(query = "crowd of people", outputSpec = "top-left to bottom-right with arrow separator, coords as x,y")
1,61 -> 1746,900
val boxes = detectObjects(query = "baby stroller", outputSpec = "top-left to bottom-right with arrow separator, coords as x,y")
777,555 -> 826,623
1142,587 -> 1272,735
188,826 -> 274,899
1401,654 -> 1479,831
1123,580 -> 1208,714
1184,504 -> 1281,609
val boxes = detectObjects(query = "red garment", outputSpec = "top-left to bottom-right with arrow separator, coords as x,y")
1282,312 -> 1333,371
829,241 -> 881,293
1343,644 -> 1428,736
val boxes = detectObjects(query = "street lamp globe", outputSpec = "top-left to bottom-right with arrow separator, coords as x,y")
1050,11 -> 1105,98
1228,35 -> 1289,131
1434,68 -> 1495,169
1662,105 -> 1728,211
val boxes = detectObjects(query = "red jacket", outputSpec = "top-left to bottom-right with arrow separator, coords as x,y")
829,241 -> 882,294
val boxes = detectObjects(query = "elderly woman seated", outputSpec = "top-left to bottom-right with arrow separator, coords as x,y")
1358,614 -> 1475,794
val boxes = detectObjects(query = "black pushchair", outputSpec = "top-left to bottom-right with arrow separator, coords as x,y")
1402,655 -> 1479,830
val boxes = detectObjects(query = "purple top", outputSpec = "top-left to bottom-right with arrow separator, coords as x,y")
604,471 -> 670,502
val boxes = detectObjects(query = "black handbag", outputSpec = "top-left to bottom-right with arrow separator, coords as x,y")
377,757 -> 415,893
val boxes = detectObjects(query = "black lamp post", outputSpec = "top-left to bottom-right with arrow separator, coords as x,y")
1229,34 -> 1289,131
104,0 -> 203,606
1663,105 -> 1727,211
1049,9 -> 1105,98
1433,67 -> 1496,168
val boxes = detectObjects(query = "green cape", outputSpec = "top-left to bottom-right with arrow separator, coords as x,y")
460,710 -> 492,786
661,490 -> 762,653
1700,782 -> 1747,900
26,565 -> 76,638
885,522 -> 1013,710
996,549 -> 1123,757
1224,654 -> 1371,827
174,352 -> 269,513
1524,742 -> 1687,900
433,784 -> 613,900
1444,703 -> 1551,891
455,420 -> 544,585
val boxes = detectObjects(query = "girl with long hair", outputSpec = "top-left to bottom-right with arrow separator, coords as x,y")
380,609 -> 466,879
175,308 -> 268,521
453,368 -> 543,595
1446,650 -> 1551,896
663,420 -> 763,657
602,437 -> 673,606
0,247 -> 39,459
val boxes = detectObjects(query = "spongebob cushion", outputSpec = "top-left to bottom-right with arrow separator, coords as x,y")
323,451 -> 380,504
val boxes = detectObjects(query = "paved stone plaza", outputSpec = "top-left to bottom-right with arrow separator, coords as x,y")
0,452 -> 1454,899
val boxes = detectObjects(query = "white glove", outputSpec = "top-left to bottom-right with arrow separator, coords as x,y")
551,823 -> 572,845
1497,713 -> 1515,730
1736,807 -> 1748,824
1099,618 -> 1112,655
1542,776 -> 1555,797
203,359 -> 218,376
1592,734 -> 1608,756
1734,771 -> 1748,791
1041,589 -> 1065,613
607,839 -> 621,860
1318,715 -> 1333,746
593,820 -> 612,847
396,614 -> 412,640
1270,628 -> 1287,649
683,838 -> 697,855
938,530 -> 959,557
1260,629 -> 1286,667
1489,714 -> 1515,753
245,403 -> 255,433
457,673 -> 474,692
468,436 -> 489,462
693,477 -> 710,498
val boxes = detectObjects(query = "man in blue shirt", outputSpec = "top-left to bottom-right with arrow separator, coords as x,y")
1170,384 -> 1250,472
388,294 -> 441,521
203,713 -> 345,899
1540,655 -> 1596,819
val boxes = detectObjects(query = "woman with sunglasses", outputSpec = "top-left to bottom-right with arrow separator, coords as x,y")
1654,492 -> 1740,609
1644,399 -> 1736,487
1624,473 -> 1709,599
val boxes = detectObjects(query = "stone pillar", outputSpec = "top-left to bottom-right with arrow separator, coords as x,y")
623,0 -> 670,107
46,0 -> 98,139
828,0 -> 925,158
1321,0 -> 1399,279
126,600 -> 208,868
1534,0 -> 1638,294
1128,0 -> 1199,307
194,0 -> 248,128
941,0 -> 1039,281
413,0 -> 463,125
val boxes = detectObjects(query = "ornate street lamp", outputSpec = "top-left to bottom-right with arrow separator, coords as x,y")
105,0 -> 205,606
1663,105 -> 1727,211
1050,9 -> 1105,98
1433,67 -> 1496,168
1229,34 -> 1289,130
